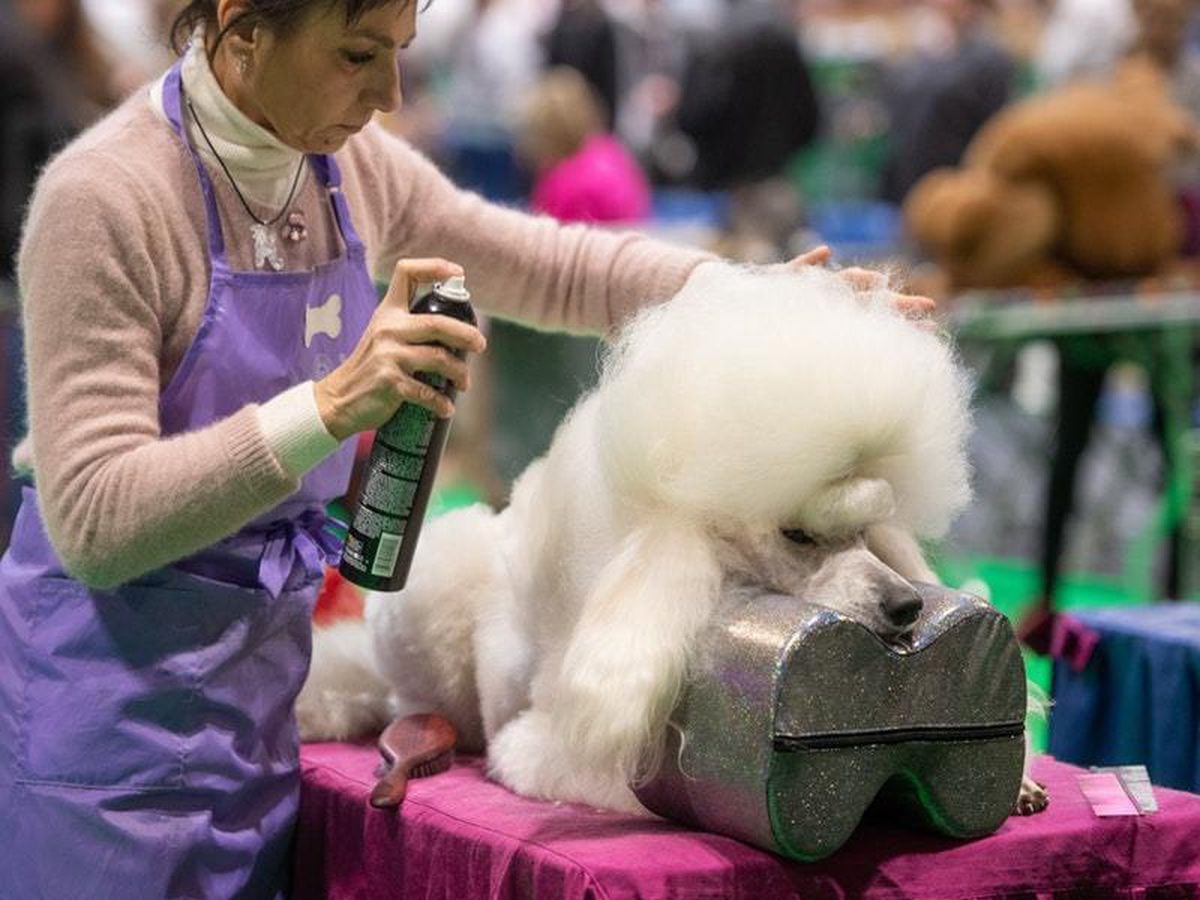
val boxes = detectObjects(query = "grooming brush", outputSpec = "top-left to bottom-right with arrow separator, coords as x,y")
370,712 -> 458,808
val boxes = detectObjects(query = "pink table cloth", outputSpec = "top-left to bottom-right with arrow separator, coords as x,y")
293,743 -> 1200,899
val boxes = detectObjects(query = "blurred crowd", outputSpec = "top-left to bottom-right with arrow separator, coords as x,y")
4,0 -> 1199,272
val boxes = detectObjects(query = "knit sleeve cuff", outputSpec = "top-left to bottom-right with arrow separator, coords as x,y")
256,381 -> 341,479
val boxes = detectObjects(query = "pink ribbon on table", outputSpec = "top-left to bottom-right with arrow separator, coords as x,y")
1048,613 -> 1102,673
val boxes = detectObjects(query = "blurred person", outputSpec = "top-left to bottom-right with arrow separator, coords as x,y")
1034,22 -> 1200,626
500,67 -> 651,486
13,0 -> 144,114
0,1 -> 80,559
544,0 -> 619,130
1127,0 -> 1200,116
605,0 -> 699,179
673,0 -> 821,189
0,1 -> 82,281
429,0 -> 546,199
519,66 -> 651,223
880,0 -> 1014,206
1035,0 -> 1135,87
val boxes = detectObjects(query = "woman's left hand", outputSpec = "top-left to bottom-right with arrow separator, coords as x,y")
787,244 -> 936,317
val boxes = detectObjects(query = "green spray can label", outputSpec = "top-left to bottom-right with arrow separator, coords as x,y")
339,276 -> 476,591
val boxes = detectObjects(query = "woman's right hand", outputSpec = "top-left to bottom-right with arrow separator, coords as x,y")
314,258 -> 488,442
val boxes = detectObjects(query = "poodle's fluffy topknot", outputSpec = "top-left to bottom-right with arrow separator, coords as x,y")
595,263 -> 973,538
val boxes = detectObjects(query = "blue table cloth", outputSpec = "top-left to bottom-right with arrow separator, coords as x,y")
1049,603 -> 1200,792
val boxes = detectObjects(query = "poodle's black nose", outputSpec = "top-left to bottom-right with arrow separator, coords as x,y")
881,588 -> 923,628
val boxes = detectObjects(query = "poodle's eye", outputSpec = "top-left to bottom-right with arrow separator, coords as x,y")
782,528 -> 816,546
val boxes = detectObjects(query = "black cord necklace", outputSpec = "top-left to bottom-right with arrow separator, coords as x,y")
187,96 -> 305,270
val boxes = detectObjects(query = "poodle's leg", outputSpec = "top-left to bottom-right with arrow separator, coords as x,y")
1017,774 -> 1050,815
296,619 -> 393,742
545,520 -> 721,796
366,504 -> 504,751
472,583 -> 535,744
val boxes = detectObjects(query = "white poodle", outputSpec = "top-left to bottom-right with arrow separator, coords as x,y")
299,263 -> 1044,815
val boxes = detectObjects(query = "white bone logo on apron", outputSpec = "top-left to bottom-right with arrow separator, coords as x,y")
305,293 -> 343,347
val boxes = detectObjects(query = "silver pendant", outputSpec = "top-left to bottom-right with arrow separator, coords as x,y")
252,222 -> 284,271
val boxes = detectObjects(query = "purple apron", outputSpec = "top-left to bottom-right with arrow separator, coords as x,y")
0,62 -> 375,898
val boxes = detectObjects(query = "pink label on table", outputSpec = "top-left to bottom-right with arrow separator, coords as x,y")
1077,773 -> 1140,816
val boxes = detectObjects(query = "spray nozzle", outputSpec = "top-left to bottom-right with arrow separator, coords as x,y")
435,274 -> 471,302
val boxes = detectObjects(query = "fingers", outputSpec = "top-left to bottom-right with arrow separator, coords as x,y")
382,257 -> 464,310
891,293 -> 938,316
838,266 -> 887,292
398,372 -> 457,419
403,343 -> 472,393
400,313 -> 487,356
787,244 -> 833,269
835,266 -> 938,318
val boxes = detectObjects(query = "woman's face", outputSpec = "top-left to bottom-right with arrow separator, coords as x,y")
234,1 -> 417,153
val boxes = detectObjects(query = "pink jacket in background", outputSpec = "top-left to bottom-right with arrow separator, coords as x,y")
532,135 -> 652,224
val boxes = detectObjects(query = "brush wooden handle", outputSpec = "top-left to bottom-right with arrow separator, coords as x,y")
370,712 -> 458,808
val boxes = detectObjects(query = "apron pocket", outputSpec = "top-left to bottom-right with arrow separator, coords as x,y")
22,572 -> 314,787
22,577 -> 209,787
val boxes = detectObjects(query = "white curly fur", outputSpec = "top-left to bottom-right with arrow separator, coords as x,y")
298,263 -> 992,813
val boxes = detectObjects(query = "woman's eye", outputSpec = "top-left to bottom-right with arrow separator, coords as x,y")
342,50 -> 375,66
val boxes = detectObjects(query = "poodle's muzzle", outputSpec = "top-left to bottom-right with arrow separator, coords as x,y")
781,528 -> 924,637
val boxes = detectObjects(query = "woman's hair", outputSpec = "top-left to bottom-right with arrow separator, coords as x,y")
169,0 -> 406,56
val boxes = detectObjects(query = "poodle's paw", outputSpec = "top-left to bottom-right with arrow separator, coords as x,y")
1014,775 -> 1049,815
488,710 -> 646,813
488,710 -> 561,798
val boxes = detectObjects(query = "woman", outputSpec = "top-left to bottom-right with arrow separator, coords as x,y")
0,1 -> 929,896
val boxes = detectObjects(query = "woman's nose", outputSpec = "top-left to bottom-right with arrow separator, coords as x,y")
368,62 -> 402,114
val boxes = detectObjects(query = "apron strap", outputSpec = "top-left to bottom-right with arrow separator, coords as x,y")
308,154 -> 366,256
162,61 -> 229,264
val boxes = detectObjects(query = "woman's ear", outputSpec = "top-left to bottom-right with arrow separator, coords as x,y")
214,0 -> 260,61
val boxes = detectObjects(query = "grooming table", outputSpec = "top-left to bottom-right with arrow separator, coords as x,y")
1049,603 -> 1200,793
292,743 -> 1200,899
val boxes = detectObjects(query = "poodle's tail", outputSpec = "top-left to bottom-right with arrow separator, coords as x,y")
296,618 -> 393,742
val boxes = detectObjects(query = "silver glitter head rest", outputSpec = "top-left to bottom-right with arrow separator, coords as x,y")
634,583 -> 1026,861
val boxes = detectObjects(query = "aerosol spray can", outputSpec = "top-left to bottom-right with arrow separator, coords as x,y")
339,275 -> 477,591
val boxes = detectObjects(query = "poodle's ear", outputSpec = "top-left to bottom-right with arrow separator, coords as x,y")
553,518 -> 720,786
